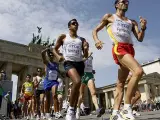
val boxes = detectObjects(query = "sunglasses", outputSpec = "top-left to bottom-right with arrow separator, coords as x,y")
49,54 -> 53,57
26,76 -> 31,78
37,71 -> 41,72
118,0 -> 129,5
71,22 -> 79,26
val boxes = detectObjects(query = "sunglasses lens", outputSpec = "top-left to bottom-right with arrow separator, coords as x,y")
71,22 -> 78,26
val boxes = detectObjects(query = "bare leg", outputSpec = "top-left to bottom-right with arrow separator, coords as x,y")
88,80 -> 99,110
44,91 -> 50,113
32,96 -> 36,116
77,83 -> 86,108
58,94 -> 63,112
28,100 -> 32,117
67,68 -> 81,109
36,95 -> 40,116
117,54 -> 143,104
113,66 -> 129,110
23,100 -> 27,117
131,88 -> 141,106
52,85 -> 59,113
40,93 -> 45,116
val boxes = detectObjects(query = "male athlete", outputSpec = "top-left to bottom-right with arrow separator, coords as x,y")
92,0 -> 147,119
53,19 -> 89,120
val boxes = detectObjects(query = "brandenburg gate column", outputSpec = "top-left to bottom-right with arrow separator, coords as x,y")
144,84 -> 150,100
1,62 -> 12,80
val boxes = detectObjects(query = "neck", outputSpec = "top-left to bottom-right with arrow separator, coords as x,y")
69,30 -> 77,38
116,9 -> 125,17
37,75 -> 42,77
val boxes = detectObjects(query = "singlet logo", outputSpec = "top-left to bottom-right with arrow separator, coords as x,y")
64,43 -> 81,57
26,87 -> 32,92
116,20 -> 132,39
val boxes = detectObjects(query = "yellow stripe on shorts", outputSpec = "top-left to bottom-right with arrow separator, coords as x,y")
106,24 -> 120,55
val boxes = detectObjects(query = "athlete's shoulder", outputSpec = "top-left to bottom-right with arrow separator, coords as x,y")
79,36 -> 86,42
57,34 -> 66,41
22,82 -> 27,86
130,19 -> 138,26
102,13 -> 113,20
60,34 -> 66,38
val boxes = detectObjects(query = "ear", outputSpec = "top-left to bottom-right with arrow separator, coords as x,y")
68,26 -> 71,30
115,3 -> 119,9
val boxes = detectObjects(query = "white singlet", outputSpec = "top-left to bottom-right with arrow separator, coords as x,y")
107,14 -> 133,44
36,76 -> 44,90
84,56 -> 93,72
62,34 -> 83,62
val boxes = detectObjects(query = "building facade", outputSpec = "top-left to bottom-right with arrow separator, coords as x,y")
0,39 -> 70,99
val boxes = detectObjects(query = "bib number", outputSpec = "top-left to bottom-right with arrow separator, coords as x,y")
26,87 -> 32,92
66,44 -> 81,57
48,70 -> 57,80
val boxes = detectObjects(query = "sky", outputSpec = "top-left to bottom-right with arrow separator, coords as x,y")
0,0 -> 159,100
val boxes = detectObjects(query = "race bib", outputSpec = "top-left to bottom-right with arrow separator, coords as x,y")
66,44 -> 81,57
85,57 -> 93,70
48,70 -> 57,80
26,87 -> 32,92
38,80 -> 44,89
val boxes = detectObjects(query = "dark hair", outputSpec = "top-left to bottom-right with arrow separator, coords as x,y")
68,19 -> 78,28
26,74 -> 31,78
114,0 -> 119,9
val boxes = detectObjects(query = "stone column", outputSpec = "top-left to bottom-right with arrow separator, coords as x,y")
97,93 -> 101,107
158,85 -> 160,96
144,84 -> 150,100
150,84 -> 156,98
1,62 -> 12,80
105,92 -> 110,109
16,72 -> 23,98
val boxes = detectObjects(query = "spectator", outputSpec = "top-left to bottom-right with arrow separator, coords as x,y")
0,77 -> 4,109
4,91 -> 12,118
0,70 -> 7,81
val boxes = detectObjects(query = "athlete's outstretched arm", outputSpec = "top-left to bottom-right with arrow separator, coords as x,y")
33,77 -> 38,88
92,14 -> 111,49
53,34 -> 66,62
41,48 -> 49,65
82,40 -> 89,58
132,17 -> 147,42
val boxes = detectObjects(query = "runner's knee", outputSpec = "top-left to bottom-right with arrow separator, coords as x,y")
73,78 -> 81,87
90,90 -> 96,96
134,67 -> 143,77
52,93 -> 58,100
135,91 -> 141,99
58,95 -> 63,101
79,94 -> 83,100
117,81 -> 125,89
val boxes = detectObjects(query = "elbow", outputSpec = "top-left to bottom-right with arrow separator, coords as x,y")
92,29 -> 97,36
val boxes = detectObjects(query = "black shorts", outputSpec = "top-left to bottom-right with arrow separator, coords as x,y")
36,90 -> 45,97
64,61 -> 85,77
